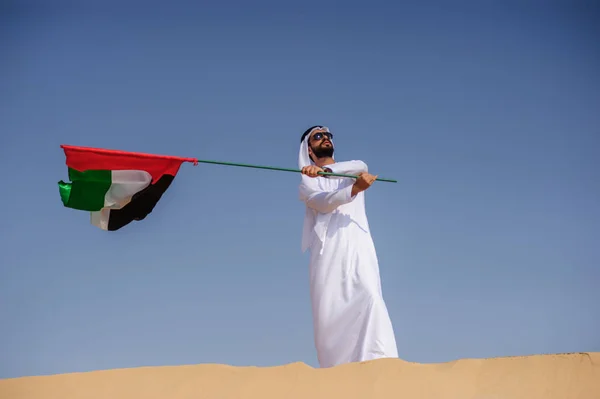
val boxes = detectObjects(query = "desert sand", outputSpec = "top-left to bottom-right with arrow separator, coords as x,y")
1,352 -> 599,399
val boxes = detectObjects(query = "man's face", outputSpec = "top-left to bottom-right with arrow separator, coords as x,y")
309,129 -> 334,159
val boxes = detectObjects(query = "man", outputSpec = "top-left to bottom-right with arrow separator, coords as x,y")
298,125 -> 398,368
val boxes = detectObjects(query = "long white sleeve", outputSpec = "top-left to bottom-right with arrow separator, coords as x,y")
299,184 -> 356,214
326,160 -> 368,176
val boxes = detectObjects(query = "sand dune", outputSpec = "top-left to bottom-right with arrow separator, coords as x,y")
1,352 -> 599,399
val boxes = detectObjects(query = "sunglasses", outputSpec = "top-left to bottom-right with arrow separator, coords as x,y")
311,132 -> 333,141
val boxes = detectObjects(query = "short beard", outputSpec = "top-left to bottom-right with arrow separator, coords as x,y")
311,145 -> 334,159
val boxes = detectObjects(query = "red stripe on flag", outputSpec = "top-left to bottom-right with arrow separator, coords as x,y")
61,144 -> 197,183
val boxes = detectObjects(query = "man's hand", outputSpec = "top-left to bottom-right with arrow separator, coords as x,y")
302,165 -> 325,178
352,172 -> 378,196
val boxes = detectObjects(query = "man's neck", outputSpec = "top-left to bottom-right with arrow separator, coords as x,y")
314,157 -> 334,167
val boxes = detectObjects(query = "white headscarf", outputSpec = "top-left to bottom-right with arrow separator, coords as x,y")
298,126 -> 335,253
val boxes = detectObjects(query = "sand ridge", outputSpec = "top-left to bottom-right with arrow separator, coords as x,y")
1,352 -> 599,399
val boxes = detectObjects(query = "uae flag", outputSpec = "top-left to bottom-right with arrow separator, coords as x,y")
58,145 -> 197,231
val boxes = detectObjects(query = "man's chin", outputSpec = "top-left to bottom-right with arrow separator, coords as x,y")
315,150 -> 334,158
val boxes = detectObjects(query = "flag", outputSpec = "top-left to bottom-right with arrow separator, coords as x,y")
58,144 -> 197,231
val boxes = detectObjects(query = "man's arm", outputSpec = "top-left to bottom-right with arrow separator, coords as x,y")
299,171 -> 378,214
299,184 -> 356,214
325,160 -> 368,176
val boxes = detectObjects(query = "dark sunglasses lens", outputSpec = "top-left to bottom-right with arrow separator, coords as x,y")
313,132 -> 333,140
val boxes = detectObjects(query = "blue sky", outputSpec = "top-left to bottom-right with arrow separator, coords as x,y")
1,1 -> 598,379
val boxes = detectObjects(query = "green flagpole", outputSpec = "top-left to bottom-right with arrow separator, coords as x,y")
192,159 -> 397,183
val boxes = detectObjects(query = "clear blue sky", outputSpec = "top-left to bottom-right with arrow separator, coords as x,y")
1,1 -> 598,379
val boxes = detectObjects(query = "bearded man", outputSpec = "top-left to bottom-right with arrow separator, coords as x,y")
298,125 -> 398,368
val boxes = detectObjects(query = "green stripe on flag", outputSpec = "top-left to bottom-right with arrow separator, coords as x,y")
58,168 -> 111,211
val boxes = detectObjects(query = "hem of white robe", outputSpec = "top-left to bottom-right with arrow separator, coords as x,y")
315,292 -> 398,369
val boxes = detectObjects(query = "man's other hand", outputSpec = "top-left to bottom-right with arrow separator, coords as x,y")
302,165 -> 324,178
352,172 -> 378,195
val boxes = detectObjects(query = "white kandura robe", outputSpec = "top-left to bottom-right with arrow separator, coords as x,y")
299,160 -> 398,368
